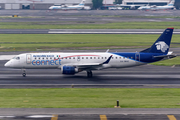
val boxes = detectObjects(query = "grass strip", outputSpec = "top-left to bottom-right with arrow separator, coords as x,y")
0,34 -> 180,51
0,88 -> 180,108
151,57 -> 180,66
0,21 -> 180,29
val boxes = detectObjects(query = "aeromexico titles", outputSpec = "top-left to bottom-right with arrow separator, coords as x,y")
5,28 -> 176,78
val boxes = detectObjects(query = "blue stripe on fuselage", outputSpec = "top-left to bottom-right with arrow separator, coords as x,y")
111,52 -> 165,63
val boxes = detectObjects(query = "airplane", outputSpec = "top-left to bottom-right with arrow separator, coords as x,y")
4,28 -> 176,78
49,0 -> 86,10
119,4 -> 144,10
138,0 -> 175,11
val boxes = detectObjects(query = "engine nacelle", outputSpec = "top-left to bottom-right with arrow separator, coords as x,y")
61,66 -> 78,75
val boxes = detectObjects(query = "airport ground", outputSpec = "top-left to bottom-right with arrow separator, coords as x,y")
0,10 -> 180,17
0,10 -> 180,120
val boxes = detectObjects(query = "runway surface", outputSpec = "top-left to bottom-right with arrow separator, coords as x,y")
1,29 -> 180,34
0,108 -> 179,120
1,60 -> 180,88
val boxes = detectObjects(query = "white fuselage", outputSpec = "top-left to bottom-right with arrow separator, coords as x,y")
5,52 -> 144,70
49,5 -> 84,10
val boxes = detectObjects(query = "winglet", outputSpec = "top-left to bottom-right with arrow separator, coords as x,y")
102,55 -> 112,64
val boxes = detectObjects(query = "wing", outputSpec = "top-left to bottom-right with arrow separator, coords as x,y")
64,55 -> 112,70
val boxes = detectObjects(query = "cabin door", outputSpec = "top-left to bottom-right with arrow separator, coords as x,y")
26,54 -> 31,64
135,53 -> 140,61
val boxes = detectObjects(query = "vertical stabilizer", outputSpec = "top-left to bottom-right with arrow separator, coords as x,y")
141,28 -> 174,54
79,0 -> 85,6
167,0 -> 175,6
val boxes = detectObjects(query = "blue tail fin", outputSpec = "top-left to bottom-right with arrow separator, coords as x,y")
141,28 -> 174,54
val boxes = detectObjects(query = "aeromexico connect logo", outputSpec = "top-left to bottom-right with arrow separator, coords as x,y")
155,41 -> 169,52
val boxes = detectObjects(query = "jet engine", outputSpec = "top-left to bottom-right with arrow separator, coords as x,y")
61,66 -> 79,75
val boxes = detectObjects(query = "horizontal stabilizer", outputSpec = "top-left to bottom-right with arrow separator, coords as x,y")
153,51 -> 176,59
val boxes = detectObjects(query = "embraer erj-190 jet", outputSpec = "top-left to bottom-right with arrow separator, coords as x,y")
138,0 -> 175,10
49,0 -> 85,10
5,28 -> 176,78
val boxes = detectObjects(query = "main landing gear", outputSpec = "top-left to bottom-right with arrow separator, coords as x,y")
87,70 -> 93,78
22,69 -> 26,77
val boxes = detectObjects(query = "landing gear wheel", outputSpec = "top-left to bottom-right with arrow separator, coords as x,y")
22,69 -> 26,77
22,73 -> 26,77
87,71 -> 93,78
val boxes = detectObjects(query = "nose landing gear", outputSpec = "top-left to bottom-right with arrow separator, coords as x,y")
22,69 -> 26,77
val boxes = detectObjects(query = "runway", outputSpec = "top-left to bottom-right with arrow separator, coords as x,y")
1,59 -> 180,88
0,108 -> 179,120
0,29 -> 180,34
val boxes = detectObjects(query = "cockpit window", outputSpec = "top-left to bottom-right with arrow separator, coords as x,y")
12,56 -> 20,60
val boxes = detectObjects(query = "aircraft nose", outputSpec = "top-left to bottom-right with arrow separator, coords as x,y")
4,61 -> 11,67
49,7 -> 53,9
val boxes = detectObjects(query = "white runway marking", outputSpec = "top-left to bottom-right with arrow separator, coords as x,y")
48,31 -> 180,34
26,115 -> 53,118
148,20 -> 162,22
0,116 -> 15,118
59,18 -> 78,19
